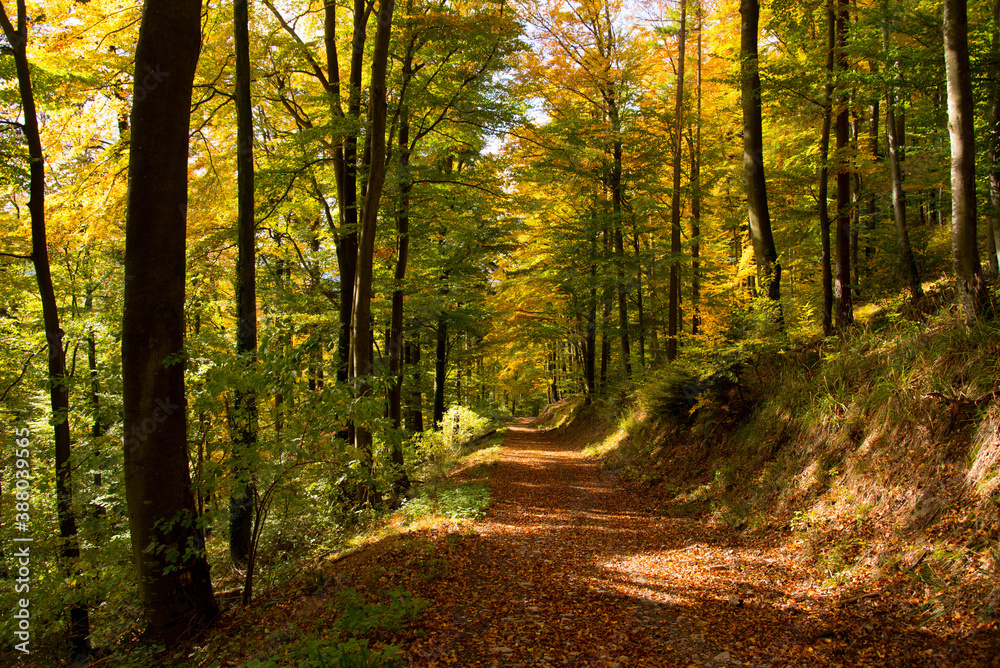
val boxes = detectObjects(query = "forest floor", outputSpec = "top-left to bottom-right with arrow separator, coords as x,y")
370,415 -> 998,668
207,413 -> 1000,668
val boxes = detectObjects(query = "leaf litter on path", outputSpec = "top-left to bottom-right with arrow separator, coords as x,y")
345,418 -> 999,667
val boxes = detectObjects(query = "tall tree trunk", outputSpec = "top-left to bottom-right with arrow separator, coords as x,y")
851,110 -> 861,298
691,2 -> 702,337
599,228 -> 611,390
819,0 -> 835,336
85,288 -> 104,500
608,96 -> 631,377
387,19 -> 414,493
230,0 -> 257,569
834,0 -> 853,329
351,0 -> 395,501
0,5 -> 91,654
584,228 -> 598,403
406,338 -> 424,431
121,0 -> 217,645
433,314 -> 447,427
944,0 -> 988,325
668,0 -> 687,361
740,0 -> 783,310
633,232 -> 646,366
326,0 -> 363,385
987,0 -> 1000,276
883,9 -> 922,301
865,60 -> 880,268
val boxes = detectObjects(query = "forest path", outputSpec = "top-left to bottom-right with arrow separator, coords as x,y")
393,417 -> 991,667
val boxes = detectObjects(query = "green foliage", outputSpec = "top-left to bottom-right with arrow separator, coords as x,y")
414,405 -> 492,479
246,588 -> 426,668
403,481 -> 492,521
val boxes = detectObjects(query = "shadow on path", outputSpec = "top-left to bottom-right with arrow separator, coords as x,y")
399,419 -> 997,667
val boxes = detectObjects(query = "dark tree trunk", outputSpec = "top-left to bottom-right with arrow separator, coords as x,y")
407,338 -> 424,431
740,0 -> 782,310
230,0 -> 257,569
668,0 -> 686,361
851,111 -> 861,298
986,0 -> 1000,276
121,0 -> 217,645
549,348 -> 560,402
584,228 -> 598,403
883,9 -> 922,301
691,3 -> 702,337
387,21 -> 414,492
85,288 -> 104,501
944,0 -> 988,325
434,315 -> 447,428
834,0 -> 853,330
819,0 -> 835,336
351,0 -> 395,500
865,60 -> 880,267
608,97 -> 631,377
634,232 -> 646,366
0,5 -> 91,654
599,226 -> 611,390
326,0 -> 363,385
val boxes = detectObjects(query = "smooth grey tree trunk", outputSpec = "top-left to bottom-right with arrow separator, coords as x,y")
944,0 -> 988,325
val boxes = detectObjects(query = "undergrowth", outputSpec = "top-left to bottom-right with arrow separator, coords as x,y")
243,587 -> 428,668
591,281 -> 1000,624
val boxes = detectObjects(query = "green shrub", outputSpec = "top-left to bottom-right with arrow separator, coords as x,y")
246,587 -> 426,668
415,406 -> 491,478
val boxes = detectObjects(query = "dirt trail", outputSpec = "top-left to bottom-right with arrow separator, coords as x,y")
399,419 -> 996,667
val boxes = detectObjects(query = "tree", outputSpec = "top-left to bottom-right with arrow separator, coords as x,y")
230,0 -> 258,568
818,0 -> 835,335
740,0 -> 781,309
883,1 -> 922,301
690,0 -> 703,338
350,0 -> 395,494
985,0 -> 1000,276
0,1 -> 91,655
833,0 -> 853,329
943,0 -> 988,325
667,0 -> 686,361
121,0 -> 218,644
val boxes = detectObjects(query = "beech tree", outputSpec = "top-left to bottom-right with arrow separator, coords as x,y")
230,0 -> 257,568
351,0 -> 395,495
833,0 -> 852,329
740,0 -> 781,310
943,0 -> 987,325
667,0 -> 686,361
0,1 -> 90,655
883,1 -> 922,301
121,0 -> 218,644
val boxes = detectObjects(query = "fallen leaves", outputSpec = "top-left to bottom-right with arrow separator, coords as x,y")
387,419 -> 999,667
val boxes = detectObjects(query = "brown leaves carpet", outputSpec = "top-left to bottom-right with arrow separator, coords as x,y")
374,419 -> 999,667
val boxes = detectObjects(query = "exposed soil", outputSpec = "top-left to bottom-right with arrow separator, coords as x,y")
380,417 -> 1000,667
